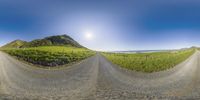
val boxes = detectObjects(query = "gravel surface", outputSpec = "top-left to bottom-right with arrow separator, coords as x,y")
0,51 -> 200,99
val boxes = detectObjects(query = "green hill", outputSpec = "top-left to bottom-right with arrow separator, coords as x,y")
2,34 -> 83,48
1,40 -> 27,48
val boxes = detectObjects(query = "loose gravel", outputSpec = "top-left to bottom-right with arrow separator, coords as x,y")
0,51 -> 200,99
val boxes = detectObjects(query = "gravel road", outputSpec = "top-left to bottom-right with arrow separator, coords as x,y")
0,51 -> 200,99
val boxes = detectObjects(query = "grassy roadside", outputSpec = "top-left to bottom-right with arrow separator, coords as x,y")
2,46 -> 95,67
102,49 -> 195,73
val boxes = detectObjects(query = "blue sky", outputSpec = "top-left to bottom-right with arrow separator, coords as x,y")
0,0 -> 200,51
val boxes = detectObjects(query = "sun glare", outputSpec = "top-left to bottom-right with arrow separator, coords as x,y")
85,31 -> 93,40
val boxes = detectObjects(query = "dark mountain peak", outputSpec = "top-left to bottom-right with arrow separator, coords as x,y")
43,34 -> 83,47
45,34 -> 74,41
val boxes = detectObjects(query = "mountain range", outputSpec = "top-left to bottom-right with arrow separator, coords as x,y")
1,34 -> 83,48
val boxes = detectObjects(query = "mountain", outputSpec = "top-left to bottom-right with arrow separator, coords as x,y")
1,40 -> 27,48
44,35 -> 82,47
2,34 -> 83,48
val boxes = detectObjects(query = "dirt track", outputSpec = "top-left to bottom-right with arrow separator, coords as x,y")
0,51 -> 200,99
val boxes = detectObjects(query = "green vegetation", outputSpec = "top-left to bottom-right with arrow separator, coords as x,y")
22,35 -> 83,48
103,49 -> 195,73
0,34 -> 93,67
2,46 -> 95,67
2,40 -> 27,48
1,34 -> 83,48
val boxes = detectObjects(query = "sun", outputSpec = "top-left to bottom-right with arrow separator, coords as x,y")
85,31 -> 93,40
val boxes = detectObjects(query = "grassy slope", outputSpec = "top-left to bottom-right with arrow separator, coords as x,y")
2,40 -> 27,48
102,49 -> 195,73
2,46 -> 95,67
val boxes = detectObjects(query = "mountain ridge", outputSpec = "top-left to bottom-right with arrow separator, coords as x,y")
2,34 -> 83,48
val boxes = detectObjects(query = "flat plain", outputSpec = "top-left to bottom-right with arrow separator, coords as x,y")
102,49 -> 195,72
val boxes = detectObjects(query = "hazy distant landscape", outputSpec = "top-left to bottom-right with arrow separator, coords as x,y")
111,50 -> 173,53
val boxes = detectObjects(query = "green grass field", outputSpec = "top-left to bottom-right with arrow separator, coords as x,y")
102,49 -> 195,73
2,46 -> 95,67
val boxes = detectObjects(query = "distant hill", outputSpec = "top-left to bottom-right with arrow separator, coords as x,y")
2,34 -> 83,48
2,40 -> 27,48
